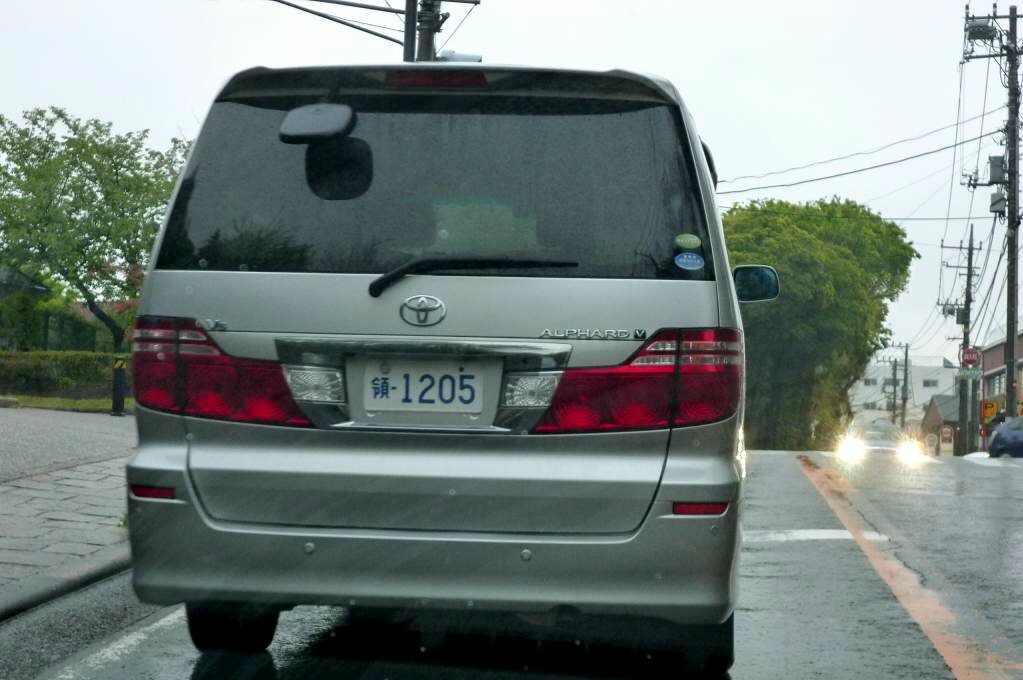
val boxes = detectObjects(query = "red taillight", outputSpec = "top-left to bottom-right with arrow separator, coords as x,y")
386,70 -> 488,88
672,502 -> 728,516
132,316 -> 311,427
676,329 -> 742,426
131,485 -> 176,500
533,329 -> 741,434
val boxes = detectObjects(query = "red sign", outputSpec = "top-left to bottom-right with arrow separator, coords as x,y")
962,346 -> 981,367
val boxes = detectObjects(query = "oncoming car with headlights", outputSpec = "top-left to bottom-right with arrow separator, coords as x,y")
125,64 -> 779,674
836,421 -> 926,462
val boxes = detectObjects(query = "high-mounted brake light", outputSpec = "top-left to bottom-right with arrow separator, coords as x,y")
132,316 -> 311,427
386,70 -> 488,88
533,329 -> 741,434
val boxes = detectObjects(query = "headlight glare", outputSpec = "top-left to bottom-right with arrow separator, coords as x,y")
837,435 -> 866,461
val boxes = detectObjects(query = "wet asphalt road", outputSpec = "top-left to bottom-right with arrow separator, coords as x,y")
0,409 -> 136,482
4,450 -> 1022,680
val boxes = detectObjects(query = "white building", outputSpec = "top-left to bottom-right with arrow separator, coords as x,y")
848,358 -> 959,429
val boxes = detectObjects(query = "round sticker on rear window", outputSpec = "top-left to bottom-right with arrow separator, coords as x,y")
674,252 -> 705,271
674,233 -> 702,250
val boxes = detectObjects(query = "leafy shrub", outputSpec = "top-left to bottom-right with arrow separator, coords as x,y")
0,351 -> 131,398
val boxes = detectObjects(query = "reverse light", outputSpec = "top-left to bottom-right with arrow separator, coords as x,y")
283,366 -> 346,404
533,329 -> 741,434
132,316 -> 311,427
502,373 -> 561,408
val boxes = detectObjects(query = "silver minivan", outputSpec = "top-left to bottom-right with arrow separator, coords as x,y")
127,64 -> 778,673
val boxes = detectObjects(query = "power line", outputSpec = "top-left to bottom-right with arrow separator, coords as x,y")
717,205 -> 998,222
716,130 -> 1000,195
978,264 -> 1008,346
333,15 -> 404,31
976,216 -> 999,287
865,155 -> 963,204
267,0 -> 404,45
381,0 -> 407,25
974,58 -> 994,176
438,3 -> 476,51
914,314 -> 953,352
719,105 -> 1005,184
973,235 -> 1006,327
941,62 -> 967,255
909,311 -> 942,349
952,58 -> 996,286
905,179 -> 951,217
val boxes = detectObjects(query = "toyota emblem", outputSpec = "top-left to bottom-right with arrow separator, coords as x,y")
400,295 -> 446,327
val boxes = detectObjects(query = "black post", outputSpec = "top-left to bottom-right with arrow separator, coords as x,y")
403,0 -> 417,61
900,344 -> 909,429
1005,5 -> 1020,419
957,224 -> 974,454
111,357 -> 127,416
890,359 -> 899,424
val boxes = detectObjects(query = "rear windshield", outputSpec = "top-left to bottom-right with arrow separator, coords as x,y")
156,94 -> 712,279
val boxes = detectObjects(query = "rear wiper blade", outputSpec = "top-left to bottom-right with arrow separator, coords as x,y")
368,255 -> 579,297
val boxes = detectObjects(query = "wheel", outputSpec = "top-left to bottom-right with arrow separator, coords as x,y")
990,448 -> 1005,458
186,603 -> 279,652
681,613 -> 734,675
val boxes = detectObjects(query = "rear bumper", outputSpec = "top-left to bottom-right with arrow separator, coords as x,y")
128,478 -> 739,628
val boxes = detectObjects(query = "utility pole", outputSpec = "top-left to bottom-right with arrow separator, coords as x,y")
1007,5 -> 1020,420
901,343 -> 910,429
270,0 -> 480,64
416,0 -> 445,61
957,225 -> 975,454
964,4 -> 1020,419
890,359 -> 899,425
940,230 -> 980,452
403,0 -> 418,62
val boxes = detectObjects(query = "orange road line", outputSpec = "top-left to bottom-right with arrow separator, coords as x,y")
797,454 -> 1021,680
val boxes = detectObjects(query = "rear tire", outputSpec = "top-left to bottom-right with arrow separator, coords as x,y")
680,613 -> 734,675
186,603 -> 279,653
990,448 -> 1005,458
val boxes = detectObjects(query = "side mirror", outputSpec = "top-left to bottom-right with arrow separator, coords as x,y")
734,265 -> 780,303
280,104 -> 356,144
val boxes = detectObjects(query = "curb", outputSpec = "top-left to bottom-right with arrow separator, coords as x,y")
0,543 -> 131,622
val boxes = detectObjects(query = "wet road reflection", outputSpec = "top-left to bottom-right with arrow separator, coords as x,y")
188,613 -> 728,680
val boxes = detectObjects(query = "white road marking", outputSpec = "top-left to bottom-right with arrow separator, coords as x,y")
53,607 -> 185,680
744,529 -> 890,543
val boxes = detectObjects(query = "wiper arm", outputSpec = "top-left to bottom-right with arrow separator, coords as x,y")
368,255 -> 579,297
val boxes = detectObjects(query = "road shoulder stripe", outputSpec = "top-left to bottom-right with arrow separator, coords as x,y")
797,454 -> 1021,680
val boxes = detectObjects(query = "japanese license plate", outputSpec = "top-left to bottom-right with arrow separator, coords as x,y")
363,360 -> 484,413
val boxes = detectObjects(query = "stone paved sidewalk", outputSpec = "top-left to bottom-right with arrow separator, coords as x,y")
0,457 -> 129,592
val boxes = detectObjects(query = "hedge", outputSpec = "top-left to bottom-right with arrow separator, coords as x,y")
0,351 -> 132,398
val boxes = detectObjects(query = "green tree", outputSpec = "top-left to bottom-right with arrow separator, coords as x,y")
724,199 -> 917,449
0,108 -> 188,349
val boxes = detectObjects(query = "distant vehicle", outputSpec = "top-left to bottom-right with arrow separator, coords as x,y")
987,417 -> 1023,457
125,64 -> 780,673
837,421 -> 925,461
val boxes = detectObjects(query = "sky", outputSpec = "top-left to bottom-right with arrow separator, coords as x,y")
0,0 -> 1010,364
